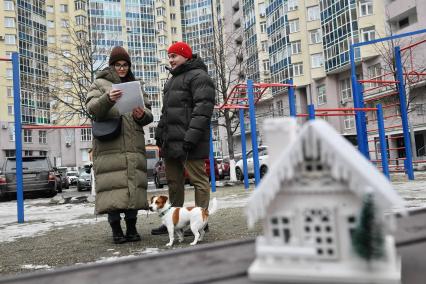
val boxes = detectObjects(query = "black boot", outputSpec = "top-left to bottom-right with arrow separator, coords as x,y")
151,224 -> 168,235
110,221 -> 126,244
125,218 -> 141,242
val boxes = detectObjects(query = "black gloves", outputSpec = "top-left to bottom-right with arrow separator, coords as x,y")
183,141 -> 195,153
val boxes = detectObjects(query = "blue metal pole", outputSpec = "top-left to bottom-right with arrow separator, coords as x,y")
350,46 -> 365,156
12,52 -> 24,223
247,79 -> 260,186
209,124 -> 216,192
395,46 -> 414,180
377,104 -> 390,179
239,109 -> 249,189
358,82 -> 370,159
308,104 -> 315,120
288,79 -> 296,117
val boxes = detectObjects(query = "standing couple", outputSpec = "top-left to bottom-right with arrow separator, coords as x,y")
86,42 -> 215,243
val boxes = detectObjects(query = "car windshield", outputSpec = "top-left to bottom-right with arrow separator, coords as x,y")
5,158 -> 49,171
67,172 -> 78,176
80,173 -> 90,178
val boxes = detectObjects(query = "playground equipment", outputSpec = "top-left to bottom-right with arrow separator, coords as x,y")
217,80 -> 296,188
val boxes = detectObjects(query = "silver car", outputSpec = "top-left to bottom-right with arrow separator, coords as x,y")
235,146 -> 268,181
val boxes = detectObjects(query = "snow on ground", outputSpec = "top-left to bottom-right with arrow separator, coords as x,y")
1,176 -> 425,245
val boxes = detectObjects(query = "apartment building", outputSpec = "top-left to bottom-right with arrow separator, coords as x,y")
224,0 -> 425,164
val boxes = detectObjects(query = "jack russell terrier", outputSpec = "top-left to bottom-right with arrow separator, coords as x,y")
149,195 -> 218,246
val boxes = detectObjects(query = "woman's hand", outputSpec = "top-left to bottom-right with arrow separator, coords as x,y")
109,89 -> 123,102
132,106 -> 145,119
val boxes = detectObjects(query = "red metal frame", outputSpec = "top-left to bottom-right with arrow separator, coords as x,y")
217,82 -> 295,110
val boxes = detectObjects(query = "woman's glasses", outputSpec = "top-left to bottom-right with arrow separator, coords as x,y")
114,63 -> 129,70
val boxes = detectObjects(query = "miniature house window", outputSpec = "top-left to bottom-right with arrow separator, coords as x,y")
302,208 -> 338,259
347,215 -> 357,241
270,216 -> 292,244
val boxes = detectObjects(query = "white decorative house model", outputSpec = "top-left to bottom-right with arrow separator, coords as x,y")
246,118 -> 404,283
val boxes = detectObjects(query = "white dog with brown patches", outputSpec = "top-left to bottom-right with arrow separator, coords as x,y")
149,195 -> 218,246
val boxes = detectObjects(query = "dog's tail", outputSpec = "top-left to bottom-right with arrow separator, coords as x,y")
208,198 -> 218,215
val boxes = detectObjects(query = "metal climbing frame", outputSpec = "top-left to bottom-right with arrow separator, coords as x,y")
217,80 -> 296,188
350,29 -> 426,180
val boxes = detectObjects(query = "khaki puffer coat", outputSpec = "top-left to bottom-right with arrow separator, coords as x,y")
86,67 -> 153,214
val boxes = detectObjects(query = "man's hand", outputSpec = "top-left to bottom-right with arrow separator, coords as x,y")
183,141 -> 195,153
132,106 -> 145,119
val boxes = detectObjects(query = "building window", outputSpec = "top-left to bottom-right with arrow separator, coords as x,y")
291,40 -> 302,54
398,17 -> 410,29
24,150 -> 33,157
416,104 -> 425,115
317,85 -> 326,105
361,26 -> 375,42
170,13 -> 176,20
289,19 -> 299,33
48,36 -> 55,44
61,35 -> 70,43
309,29 -> 322,44
75,15 -> 86,26
260,22 -> 266,33
288,0 -> 298,11
359,0 -> 373,17
340,78 -> 352,102
60,4 -> 68,12
7,87 -> 13,97
169,0 -> 175,6
311,53 -> 324,68
6,68 -> 13,79
4,0 -> 14,10
24,129 -> 32,143
171,27 -> 177,34
75,0 -> 86,11
61,19 -> 69,28
81,149 -> 89,162
8,123 -> 14,141
344,115 -> 355,129
307,6 -> 320,21
48,20 -> 55,28
81,128 -> 92,142
4,17 -> 15,28
4,34 -> 15,45
8,104 -> 13,116
39,151 -> 47,157
293,63 -> 304,76
39,130 -> 47,144
367,63 -> 382,87
47,5 -> 54,13
5,150 -> 15,157
263,60 -> 270,73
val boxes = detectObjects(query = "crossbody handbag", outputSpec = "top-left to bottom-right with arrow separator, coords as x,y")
91,116 -> 122,142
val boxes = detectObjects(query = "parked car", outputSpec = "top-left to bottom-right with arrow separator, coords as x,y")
152,158 -> 219,188
77,172 -> 92,192
235,146 -> 269,181
0,156 -> 57,200
55,167 -> 70,190
217,158 -> 230,179
67,171 -> 79,185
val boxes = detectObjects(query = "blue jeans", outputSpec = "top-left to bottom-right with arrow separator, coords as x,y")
108,209 -> 138,223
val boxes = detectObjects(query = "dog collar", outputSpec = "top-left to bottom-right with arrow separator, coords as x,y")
159,205 -> 171,218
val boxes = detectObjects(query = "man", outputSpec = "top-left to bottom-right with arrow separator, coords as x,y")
152,42 -> 215,235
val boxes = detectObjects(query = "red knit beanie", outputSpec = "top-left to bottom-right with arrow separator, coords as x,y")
109,46 -> 131,66
167,42 -> 193,59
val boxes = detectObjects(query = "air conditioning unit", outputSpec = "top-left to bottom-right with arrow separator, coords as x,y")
259,11 -> 265,17
126,27 -> 132,33
340,99 -> 348,105
1,123 -> 8,129
0,35 -> 4,41
147,138 -> 153,145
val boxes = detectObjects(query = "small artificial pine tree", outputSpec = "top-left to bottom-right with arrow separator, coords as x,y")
352,193 -> 384,261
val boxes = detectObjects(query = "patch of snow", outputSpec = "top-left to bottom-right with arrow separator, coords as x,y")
21,264 -> 52,270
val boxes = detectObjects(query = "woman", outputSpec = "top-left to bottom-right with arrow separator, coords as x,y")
86,46 -> 153,244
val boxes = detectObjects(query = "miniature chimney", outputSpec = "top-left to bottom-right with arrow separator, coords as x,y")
263,118 -> 298,165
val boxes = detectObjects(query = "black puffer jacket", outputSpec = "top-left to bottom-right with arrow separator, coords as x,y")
155,55 -> 215,160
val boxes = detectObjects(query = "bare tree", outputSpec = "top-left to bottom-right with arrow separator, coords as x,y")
47,22 -> 112,125
205,9 -> 247,166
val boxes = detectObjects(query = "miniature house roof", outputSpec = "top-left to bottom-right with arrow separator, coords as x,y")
246,119 -> 405,228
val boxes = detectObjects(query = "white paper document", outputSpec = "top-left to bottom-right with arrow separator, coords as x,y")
112,81 -> 145,114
